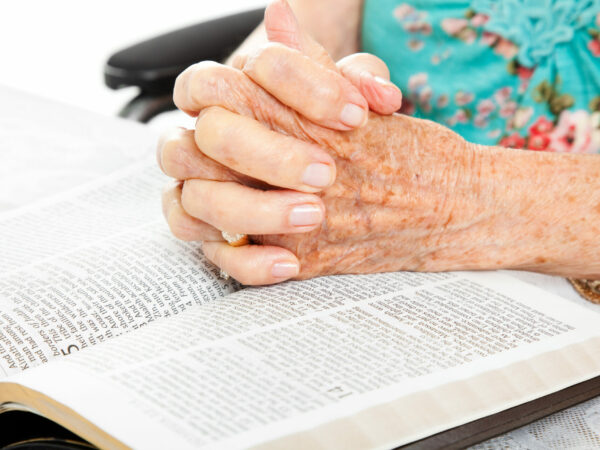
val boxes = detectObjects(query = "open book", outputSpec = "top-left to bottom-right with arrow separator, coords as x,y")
1,92 -> 599,449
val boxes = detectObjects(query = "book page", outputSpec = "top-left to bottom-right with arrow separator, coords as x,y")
0,85 -> 155,212
0,161 -> 238,378
11,271 -> 600,449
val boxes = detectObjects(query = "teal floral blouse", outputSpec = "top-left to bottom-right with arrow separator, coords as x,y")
362,0 -> 600,153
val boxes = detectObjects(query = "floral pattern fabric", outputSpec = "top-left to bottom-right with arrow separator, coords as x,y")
362,0 -> 600,153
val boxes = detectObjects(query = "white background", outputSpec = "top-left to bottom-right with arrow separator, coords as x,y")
0,0 -> 267,124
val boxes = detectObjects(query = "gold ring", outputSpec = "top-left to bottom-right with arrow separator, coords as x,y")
221,231 -> 249,247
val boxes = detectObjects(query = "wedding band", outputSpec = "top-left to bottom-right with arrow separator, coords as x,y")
221,231 -> 249,247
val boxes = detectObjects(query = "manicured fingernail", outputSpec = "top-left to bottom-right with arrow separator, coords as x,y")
289,204 -> 322,227
340,103 -> 367,128
272,261 -> 299,279
302,163 -> 333,188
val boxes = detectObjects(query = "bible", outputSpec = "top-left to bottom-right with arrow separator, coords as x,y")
0,88 -> 599,449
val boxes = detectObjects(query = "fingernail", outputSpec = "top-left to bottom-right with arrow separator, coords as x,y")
374,76 -> 395,88
340,103 -> 367,128
289,204 -> 322,227
272,261 -> 299,279
302,163 -> 333,188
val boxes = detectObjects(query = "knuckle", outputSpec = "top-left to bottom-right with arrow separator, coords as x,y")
189,62 -> 235,106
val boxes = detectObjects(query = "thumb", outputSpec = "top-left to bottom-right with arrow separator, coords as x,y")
264,0 -> 338,71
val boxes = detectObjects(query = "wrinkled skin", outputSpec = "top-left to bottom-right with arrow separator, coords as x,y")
185,58 -> 483,280
251,112 -> 475,279
169,56 -> 600,282
161,0 -> 490,285
161,0 -> 600,284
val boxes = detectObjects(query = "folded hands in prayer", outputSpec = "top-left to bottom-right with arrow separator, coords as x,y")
158,0 -> 600,285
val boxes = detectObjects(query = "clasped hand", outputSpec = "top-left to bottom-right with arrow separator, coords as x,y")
158,0 -> 482,285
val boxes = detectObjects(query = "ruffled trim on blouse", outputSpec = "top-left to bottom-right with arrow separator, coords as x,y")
471,0 -> 600,66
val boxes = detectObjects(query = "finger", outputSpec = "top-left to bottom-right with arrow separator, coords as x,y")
243,43 -> 368,130
174,61 -> 267,117
174,61 -> 294,127
181,179 -> 325,235
173,61 -> 335,146
162,181 -> 223,242
337,53 -> 403,115
157,128 -> 237,182
195,106 -> 335,192
264,0 -> 337,71
203,241 -> 300,285
262,0 -> 371,129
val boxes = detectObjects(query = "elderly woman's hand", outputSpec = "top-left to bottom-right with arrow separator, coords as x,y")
156,0 -> 480,284
158,0 -> 600,284
159,0 -> 406,283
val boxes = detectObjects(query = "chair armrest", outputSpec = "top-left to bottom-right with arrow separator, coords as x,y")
104,8 -> 265,94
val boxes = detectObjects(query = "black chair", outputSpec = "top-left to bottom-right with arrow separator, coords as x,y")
104,8 -> 265,123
